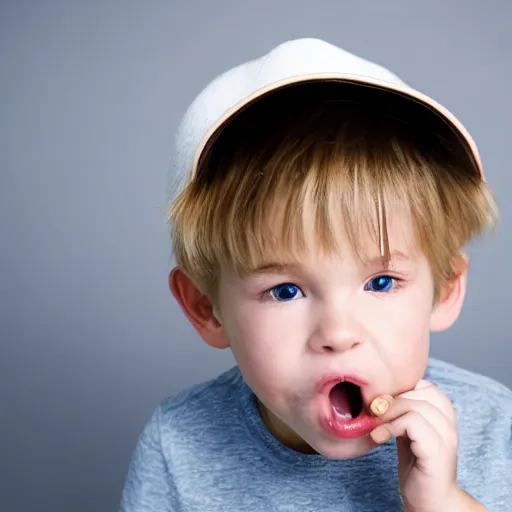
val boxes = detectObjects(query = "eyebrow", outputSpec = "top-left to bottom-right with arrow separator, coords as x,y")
250,251 -> 412,275
250,262 -> 301,275
363,250 -> 412,268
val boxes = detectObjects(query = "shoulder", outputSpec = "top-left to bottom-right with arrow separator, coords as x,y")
160,365 -> 241,410
427,360 -> 512,501
155,365 -> 243,434
426,357 -> 512,417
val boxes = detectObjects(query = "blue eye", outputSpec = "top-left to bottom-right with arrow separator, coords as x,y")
365,276 -> 394,293
269,283 -> 303,302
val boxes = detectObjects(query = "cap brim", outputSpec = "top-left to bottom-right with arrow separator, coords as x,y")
193,73 -> 483,180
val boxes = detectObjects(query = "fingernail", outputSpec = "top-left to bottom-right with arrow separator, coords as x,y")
370,395 -> 393,416
370,426 -> 392,444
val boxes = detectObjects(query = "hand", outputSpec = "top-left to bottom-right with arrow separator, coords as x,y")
369,379 -> 485,512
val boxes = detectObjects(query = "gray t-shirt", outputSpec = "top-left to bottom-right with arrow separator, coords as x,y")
120,358 -> 512,511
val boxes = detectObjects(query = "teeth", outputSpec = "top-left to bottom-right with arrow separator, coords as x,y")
333,407 -> 353,420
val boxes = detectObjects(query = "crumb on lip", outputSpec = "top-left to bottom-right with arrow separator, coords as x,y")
370,395 -> 393,416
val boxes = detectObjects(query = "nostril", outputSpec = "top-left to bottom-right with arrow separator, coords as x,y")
321,340 -> 361,352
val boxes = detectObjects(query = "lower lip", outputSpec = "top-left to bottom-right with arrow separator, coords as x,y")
319,403 -> 382,439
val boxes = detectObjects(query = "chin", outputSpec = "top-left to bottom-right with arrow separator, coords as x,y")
308,434 -> 378,459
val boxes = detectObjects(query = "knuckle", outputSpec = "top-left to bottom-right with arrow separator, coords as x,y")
407,410 -> 425,423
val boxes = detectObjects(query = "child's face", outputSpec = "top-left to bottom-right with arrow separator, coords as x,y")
215,214 -> 454,459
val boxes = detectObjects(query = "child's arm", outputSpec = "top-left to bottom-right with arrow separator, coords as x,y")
442,488 -> 487,511
119,407 -> 179,512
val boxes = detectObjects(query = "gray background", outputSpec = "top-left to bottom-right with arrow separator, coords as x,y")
1,1 -> 511,511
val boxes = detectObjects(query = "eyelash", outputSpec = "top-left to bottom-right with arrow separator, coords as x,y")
260,275 -> 405,302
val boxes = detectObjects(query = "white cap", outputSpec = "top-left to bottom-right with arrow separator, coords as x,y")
168,38 -> 483,202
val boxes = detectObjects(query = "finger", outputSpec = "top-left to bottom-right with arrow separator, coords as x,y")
414,379 -> 431,390
398,380 -> 456,422
370,410 -> 445,463
369,424 -> 393,444
370,396 -> 457,444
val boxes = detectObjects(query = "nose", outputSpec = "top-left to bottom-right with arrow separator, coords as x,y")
308,304 -> 364,354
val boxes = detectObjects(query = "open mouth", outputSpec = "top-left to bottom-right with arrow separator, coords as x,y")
329,381 -> 364,420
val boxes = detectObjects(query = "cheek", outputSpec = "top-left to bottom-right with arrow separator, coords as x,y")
384,310 -> 431,356
222,302 -> 305,387
373,293 -> 432,385
393,329 -> 430,384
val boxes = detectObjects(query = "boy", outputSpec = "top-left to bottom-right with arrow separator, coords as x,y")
120,39 -> 512,511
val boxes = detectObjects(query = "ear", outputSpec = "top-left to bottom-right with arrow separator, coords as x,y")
430,253 -> 469,332
168,267 -> 229,349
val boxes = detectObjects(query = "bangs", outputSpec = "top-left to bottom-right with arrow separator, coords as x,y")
168,83 -> 497,298
193,132 -> 408,274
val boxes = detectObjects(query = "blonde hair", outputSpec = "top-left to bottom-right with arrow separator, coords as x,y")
167,83 -> 497,304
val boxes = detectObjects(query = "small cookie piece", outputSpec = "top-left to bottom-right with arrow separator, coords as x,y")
370,395 -> 393,416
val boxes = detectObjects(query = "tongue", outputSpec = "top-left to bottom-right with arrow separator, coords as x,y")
330,384 -> 353,419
